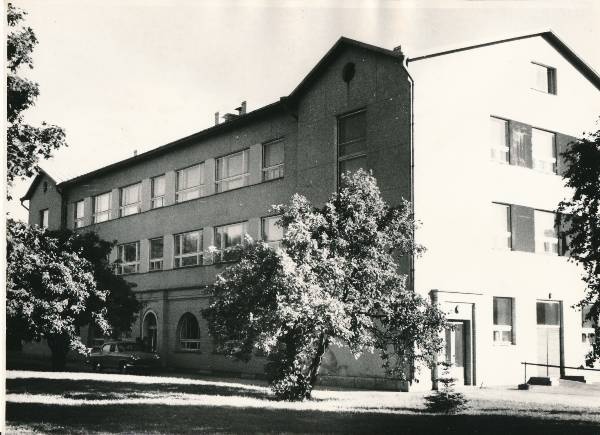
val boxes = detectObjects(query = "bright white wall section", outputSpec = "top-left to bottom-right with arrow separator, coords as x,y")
408,35 -> 600,388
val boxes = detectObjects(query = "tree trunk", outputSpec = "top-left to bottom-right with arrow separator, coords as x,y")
47,334 -> 70,371
307,334 -> 329,390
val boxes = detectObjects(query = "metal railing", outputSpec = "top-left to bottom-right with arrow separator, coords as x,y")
521,361 -> 600,383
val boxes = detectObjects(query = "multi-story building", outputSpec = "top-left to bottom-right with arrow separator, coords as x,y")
22,31 -> 600,390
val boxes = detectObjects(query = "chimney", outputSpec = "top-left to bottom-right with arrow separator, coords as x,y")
133,150 -> 138,157
215,111 -> 220,126
392,45 -> 404,59
236,101 -> 247,116
223,113 -> 238,122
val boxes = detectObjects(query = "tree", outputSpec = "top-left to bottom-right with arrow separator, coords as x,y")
424,361 -> 468,414
7,3 -> 66,199
557,126 -> 600,365
6,220 -> 141,370
204,170 -> 447,400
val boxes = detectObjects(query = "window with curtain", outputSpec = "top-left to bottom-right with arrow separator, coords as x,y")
493,297 -> 514,344
176,164 -> 205,203
120,183 -> 141,216
216,150 -> 249,192
262,139 -> 284,181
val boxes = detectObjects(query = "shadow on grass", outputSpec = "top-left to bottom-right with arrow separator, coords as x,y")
7,402 -> 600,434
7,377 -> 273,401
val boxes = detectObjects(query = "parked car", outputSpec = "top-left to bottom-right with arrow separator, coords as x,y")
87,341 -> 161,373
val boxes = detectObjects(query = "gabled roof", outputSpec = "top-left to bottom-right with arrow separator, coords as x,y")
27,32 -> 599,193
20,168 -> 59,201
408,30 -> 600,91
286,36 -> 405,102
57,37 -> 405,188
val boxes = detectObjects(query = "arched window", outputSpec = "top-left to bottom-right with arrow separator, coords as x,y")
178,313 -> 201,351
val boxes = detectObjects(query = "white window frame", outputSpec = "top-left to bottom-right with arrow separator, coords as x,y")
531,62 -> 557,95
490,117 -> 510,164
178,313 -> 201,351
214,221 -> 248,262
531,128 -> 557,174
493,297 -> 514,345
534,210 -> 559,255
120,183 -> 141,217
216,150 -> 250,193
40,209 -> 49,228
176,164 -> 205,203
149,237 -> 164,271
337,109 -> 367,186
174,230 -> 203,268
151,175 -> 166,209
93,192 -> 112,223
74,200 -> 85,228
582,305 -> 596,348
261,215 -> 283,249
262,139 -> 284,181
116,241 -> 140,275
492,203 -> 512,251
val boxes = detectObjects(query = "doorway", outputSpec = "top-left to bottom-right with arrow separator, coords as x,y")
536,301 -> 562,377
444,320 -> 471,385
142,311 -> 158,352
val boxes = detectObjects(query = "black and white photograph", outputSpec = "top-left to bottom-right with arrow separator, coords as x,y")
4,0 -> 600,433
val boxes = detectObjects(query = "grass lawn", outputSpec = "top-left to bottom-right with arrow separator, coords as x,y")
6,370 -> 600,434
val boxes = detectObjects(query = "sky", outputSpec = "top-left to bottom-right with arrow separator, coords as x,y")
6,0 -> 600,221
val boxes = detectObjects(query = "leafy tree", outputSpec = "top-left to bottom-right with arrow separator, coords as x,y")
557,126 -> 600,365
424,361 -> 468,414
6,220 -> 140,370
7,3 -> 66,199
204,170 -> 447,400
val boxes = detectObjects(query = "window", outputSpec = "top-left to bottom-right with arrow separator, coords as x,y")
490,117 -> 509,164
120,183 -> 141,217
40,209 -> 49,228
532,62 -> 557,94
216,150 -> 249,192
492,203 -> 511,250
338,110 -> 367,185
262,216 -> 283,249
582,305 -> 596,347
176,164 -> 205,203
93,192 -> 111,223
214,222 -> 248,262
74,200 -> 85,228
263,139 -> 284,181
531,128 -> 557,174
178,313 -> 201,351
537,301 -> 560,326
174,230 -> 202,268
493,297 -> 514,344
534,210 -> 559,255
149,237 -> 164,271
116,241 -> 140,275
151,175 -> 165,208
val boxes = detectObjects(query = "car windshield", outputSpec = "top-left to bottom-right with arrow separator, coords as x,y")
119,343 -> 146,352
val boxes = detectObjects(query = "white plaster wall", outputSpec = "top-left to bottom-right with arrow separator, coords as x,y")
409,36 -> 600,387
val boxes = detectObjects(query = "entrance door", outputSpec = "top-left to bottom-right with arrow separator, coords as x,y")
536,301 -> 562,377
445,321 -> 467,384
143,312 -> 158,352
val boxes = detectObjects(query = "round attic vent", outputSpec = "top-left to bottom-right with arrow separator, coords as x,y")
342,62 -> 355,83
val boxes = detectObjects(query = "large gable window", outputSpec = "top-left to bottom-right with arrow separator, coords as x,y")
338,110 -> 367,185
